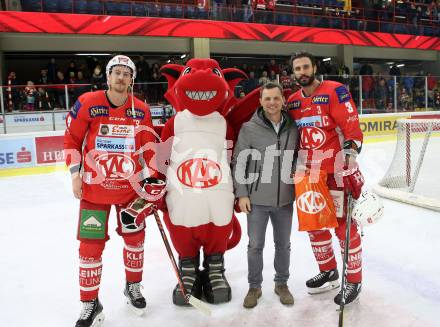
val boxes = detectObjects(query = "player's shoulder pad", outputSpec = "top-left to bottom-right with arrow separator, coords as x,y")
69,91 -> 94,119
333,83 -> 351,104
286,90 -> 302,111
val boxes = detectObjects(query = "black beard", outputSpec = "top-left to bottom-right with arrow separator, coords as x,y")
296,73 -> 315,87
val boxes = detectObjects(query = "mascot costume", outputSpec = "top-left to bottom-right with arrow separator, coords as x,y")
157,58 -> 259,305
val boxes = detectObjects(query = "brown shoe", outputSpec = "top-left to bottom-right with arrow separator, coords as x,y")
243,287 -> 262,308
274,284 -> 294,305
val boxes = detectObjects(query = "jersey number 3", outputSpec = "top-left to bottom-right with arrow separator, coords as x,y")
345,102 -> 354,113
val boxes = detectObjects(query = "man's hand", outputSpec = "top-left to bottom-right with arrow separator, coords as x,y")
71,172 -> 82,199
238,196 -> 251,214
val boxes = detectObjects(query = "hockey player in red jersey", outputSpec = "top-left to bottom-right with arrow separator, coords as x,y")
287,52 -> 364,305
64,55 -> 165,327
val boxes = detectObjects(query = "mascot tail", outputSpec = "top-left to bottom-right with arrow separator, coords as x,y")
226,215 -> 241,250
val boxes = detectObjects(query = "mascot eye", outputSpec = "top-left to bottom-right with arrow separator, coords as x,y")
212,68 -> 222,77
182,67 -> 191,75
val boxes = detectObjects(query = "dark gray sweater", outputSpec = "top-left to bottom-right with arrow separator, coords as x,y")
232,108 -> 299,207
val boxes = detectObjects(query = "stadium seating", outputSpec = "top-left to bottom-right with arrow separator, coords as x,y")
185,5 -> 196,19
73,0 -> 89,14
146,2 -> 160,17
162,5 -> 172,18
133,2 -> 147,17
104,1 -> 121,15
88,0 -> 103,15
276,14 -> 291,26
13,0 -> 440,37
58,0 -> 73,13
175,5 -> 183,18
120,2 -> 131,16
42,0 -> 58,13
21,0 -> 42,12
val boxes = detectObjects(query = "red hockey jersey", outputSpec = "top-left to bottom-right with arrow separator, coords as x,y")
64,90 -> 157,204
287,80 -> 363,173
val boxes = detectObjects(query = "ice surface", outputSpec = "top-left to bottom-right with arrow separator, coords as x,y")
0,140 -> 439,327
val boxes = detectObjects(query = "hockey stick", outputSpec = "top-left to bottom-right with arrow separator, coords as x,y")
338,193 -> 354,327
152,210 -> 211,316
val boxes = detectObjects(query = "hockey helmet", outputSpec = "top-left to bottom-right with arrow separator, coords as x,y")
351,190 -> 384,227
106,55 -> 136,80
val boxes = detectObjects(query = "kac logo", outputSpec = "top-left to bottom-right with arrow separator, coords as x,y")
300,127 -> 326,149
297,191 -> 327,214
95,153 -> 135,180
177,158 -> 222,189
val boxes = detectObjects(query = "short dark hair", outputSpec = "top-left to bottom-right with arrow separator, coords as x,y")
259,82 -> 283,97
290,51 -> 316,67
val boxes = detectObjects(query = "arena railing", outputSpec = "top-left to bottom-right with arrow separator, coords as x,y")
319,74 -> 440,115
7,0 -> 439,37
0,81 -> 172,133
1,75 -> 439,133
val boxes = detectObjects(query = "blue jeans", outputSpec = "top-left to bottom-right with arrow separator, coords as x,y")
247,203 -> 293,288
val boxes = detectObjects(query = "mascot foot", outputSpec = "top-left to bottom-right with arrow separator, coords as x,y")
172,256 -> 202,306
201,253 -> 231,304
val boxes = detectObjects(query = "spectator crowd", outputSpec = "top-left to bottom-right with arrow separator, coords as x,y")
4,55 -> 440,113
7,0 -> 440,36
3,56 -> 169,112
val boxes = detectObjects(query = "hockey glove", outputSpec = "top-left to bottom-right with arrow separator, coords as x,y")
119,178 -> 166,232
119,198 -> 152,233
141,177 -> 166,209
341,164 -> 365,200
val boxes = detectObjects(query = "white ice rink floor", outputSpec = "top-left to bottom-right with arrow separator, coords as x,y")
0,140 -> 439,327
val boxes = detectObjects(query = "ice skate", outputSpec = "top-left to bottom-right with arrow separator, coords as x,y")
306,269 -> 340,294
124,281 -> 146,315
334,282 -> 361,305
75,298 -> 104,327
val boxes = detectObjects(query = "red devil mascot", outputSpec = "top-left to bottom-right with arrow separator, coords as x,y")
157,58 -> 259,306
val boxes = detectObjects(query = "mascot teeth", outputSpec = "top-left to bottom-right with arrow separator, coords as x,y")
185,91 -> 217,101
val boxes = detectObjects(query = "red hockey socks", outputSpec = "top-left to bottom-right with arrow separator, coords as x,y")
308,230 -> 338,272
79,241 -> 105,301
123,232 -> 145,282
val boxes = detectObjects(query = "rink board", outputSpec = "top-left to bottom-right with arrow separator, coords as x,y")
1,112 -> 439,177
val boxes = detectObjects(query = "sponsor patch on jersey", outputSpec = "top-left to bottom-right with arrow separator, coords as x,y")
98,124 -> 135,137
335,85 -> 351,103
95,136 -> 135,152
295,115 -> 323,128
89,106 -> 109,118
287,100 -> 301,110
70,100 -> 82,119
312,95 -> 330,104
126,108 -> 145,119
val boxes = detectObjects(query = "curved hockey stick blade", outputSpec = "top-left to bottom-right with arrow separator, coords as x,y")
187,295 -> 212,316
